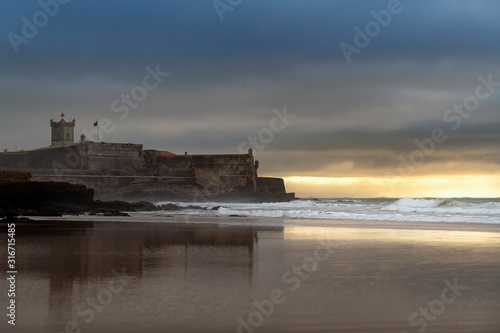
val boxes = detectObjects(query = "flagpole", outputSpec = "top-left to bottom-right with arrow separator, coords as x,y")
94,120 -> 100,142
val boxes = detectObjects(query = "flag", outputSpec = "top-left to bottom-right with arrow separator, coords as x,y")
93,121 -> 98,127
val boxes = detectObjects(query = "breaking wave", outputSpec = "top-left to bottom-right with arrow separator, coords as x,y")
152,197 -> 500,224
382,198 -> 450,212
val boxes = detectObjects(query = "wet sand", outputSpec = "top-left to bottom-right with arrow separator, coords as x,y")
1,216 -> 499,333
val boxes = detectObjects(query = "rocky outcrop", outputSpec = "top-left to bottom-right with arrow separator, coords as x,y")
0,171 -> 93,210
0,171 -> 128,218
0,170 -> 31,183
0,171 -> 224,220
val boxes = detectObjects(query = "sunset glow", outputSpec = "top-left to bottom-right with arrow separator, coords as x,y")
284,175 -> 500,198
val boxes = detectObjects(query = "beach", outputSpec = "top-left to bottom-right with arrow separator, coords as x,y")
1,215 -> 499,333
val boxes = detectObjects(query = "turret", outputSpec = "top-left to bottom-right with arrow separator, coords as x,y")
50,113 -> 75,147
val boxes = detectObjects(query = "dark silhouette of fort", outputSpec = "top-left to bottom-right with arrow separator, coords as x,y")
0,118 -> 294,202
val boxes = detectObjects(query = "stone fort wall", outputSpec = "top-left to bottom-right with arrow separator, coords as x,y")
0,143 -> 144,175
0,142 -> 292,200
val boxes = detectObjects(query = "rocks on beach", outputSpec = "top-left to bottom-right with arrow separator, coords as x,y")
0,171 -> 223,220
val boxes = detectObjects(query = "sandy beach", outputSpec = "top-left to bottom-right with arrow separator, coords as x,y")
1,215 -> 499,333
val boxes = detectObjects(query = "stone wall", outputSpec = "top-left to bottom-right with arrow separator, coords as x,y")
29,145 -> 80,169
79,142 -> 144,175
148,153 -> 257,194
257,177 -> 287,193
0,151 -> 28,169
0,142 -> 293,202
0,146 -> 79,170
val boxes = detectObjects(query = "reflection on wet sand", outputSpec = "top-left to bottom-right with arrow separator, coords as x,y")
0,221 -> 283,333
1,220 -> 499,333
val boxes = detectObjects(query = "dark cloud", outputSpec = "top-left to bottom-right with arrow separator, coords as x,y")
1,0 -> 499,181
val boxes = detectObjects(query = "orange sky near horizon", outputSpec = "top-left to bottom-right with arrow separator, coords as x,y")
282,175 -> 500,198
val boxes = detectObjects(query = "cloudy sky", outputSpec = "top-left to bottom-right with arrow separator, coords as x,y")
1,0 -> 499,198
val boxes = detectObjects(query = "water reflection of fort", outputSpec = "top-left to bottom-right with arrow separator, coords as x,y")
1,221 -> 284,326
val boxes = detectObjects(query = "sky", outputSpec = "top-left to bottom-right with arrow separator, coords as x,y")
1,0 -> 499,198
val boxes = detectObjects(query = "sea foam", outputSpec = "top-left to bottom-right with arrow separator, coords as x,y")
152,198 -> 500,224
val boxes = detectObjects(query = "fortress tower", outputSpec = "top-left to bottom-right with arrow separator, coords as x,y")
50,114 -> 75,147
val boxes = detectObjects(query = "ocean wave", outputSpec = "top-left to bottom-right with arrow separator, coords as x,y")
151,198 -> 500,224
381,198 -> 447,212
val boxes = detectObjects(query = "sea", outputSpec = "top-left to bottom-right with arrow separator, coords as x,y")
4,197 -> 500,333
153,197 -> 500,224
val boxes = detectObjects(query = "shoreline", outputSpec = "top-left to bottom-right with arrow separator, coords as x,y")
2,212 -> 499,332
11,213 -> 500,233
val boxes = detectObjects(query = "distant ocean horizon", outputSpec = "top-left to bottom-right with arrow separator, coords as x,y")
149,197 -> 500,225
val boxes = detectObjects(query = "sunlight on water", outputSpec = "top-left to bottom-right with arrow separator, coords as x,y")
284,226 -> 500,246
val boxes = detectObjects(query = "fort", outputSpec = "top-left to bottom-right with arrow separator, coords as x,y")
0,116 -> 294,202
